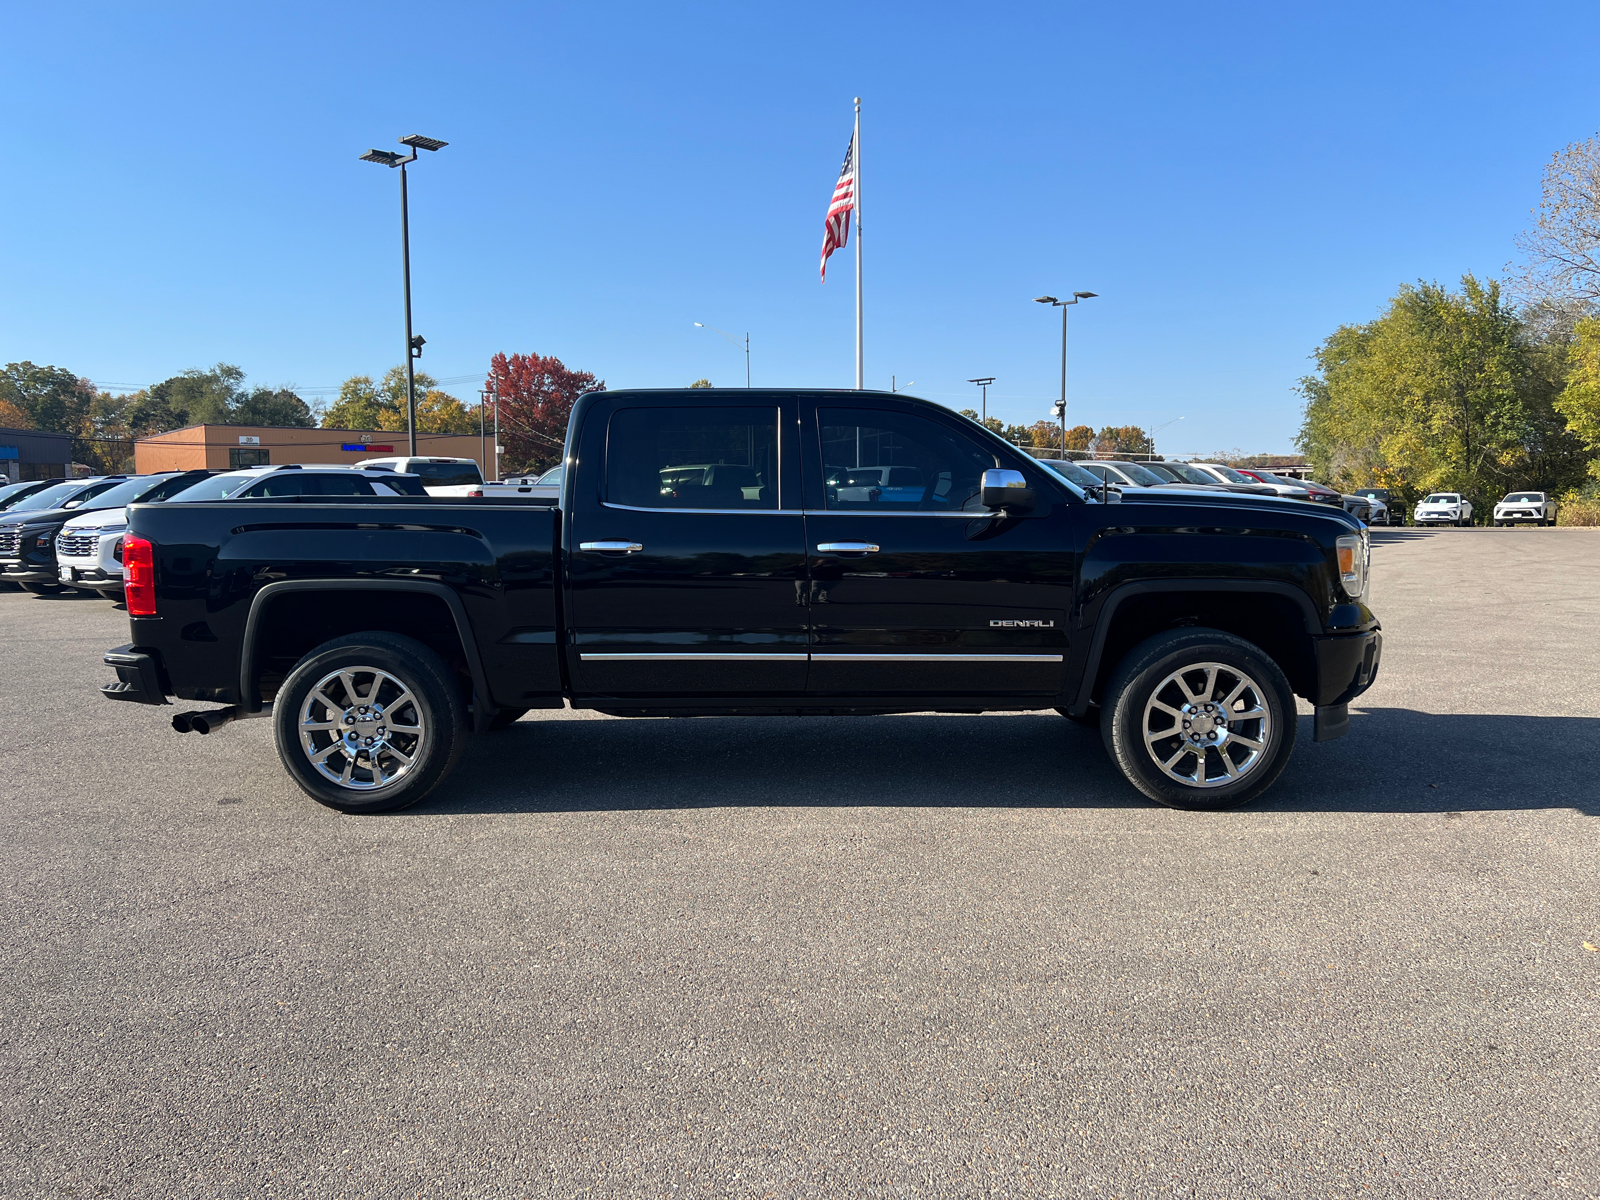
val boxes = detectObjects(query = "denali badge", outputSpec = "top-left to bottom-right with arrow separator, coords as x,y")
990,619 -> 1054,627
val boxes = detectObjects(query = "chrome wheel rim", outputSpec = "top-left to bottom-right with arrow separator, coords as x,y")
1141,662 -> 1272,789
298,666 -> 426,791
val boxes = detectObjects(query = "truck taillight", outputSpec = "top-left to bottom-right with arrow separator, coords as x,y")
124,535 -> 156,616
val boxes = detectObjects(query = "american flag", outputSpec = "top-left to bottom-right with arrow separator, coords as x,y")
820,132 -> 856,281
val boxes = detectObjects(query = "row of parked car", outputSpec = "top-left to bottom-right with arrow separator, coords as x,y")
1038,460 -> 1561,528
0,456 -> 562,601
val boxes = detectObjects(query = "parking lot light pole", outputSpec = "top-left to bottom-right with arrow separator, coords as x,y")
1034,292 -> 1097,452
967,377 -> 995,425
1147,416 -> 1183,460
360,134 -> 448,455
694,323 -> 750,386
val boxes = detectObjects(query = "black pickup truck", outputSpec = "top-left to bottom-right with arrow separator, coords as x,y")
101,389 -> 1380,813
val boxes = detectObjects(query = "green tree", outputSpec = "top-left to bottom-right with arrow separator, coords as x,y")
321,367 -> 467,432
232,386 -> 314,427
1555,318 -> 1600,481
1298,276 -> 1591,511
689,378 -> 714,388
0,362 -> 94,433
1095,425 -> 1150,455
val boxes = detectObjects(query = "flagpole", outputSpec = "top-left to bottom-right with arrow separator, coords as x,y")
853,97 -> 863,391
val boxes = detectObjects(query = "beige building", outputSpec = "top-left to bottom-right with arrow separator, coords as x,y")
135,425 -> 491,474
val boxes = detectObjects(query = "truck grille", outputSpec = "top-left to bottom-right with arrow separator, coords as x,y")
56,531 -> 100,558
0,529 -> 20,558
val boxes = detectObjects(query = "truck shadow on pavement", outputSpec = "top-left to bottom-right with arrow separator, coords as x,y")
432,708 -> 1598,817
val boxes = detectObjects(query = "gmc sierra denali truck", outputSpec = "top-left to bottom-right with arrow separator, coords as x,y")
100,389 -> 1381,813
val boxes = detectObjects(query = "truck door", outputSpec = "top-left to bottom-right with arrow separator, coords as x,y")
566,397 -> 808,698
801,400 -> 1073,700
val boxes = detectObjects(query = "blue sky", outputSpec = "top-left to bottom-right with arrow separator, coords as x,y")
3,2 -> 1597,454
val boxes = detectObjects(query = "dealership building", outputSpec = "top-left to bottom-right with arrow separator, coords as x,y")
133,425 -> 491,474
1,426 -> 75,483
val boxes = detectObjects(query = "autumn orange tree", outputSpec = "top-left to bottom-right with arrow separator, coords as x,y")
486,352 -> 604,473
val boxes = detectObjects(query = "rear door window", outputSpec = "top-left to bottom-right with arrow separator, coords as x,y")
606,407 -> 779,510
245,474 -> 305,497
307,474 -> 377,496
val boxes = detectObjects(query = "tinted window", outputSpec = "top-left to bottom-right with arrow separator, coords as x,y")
0,482 -> 38,505
1163,462 -> 1218,485
60,480 -> 127,509
168,473 -> 262,501
1504,492 -> 1543,503
607,407 -> 778,509
374,474 -> 428,496
1422,494 -> 1458,504
1205,465 -> 1253,484
245,474 -> 305,497
820,409 -> 997,512
307,474 -> 376,496
410,461 -> 483,487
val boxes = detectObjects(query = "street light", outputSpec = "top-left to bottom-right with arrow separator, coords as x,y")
967,377 -> 995,424
694,323 -> 750,387
361,133 -> 448,455
1034,291 -> 1097,453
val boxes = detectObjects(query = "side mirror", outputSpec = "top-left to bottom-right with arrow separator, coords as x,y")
981,468 -> 1036,512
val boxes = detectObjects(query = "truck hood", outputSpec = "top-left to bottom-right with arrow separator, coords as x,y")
1114,485 -> 1362,529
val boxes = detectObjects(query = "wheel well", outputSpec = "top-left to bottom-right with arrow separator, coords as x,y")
251,590 -> 472,705
1088,591 -> 1315,704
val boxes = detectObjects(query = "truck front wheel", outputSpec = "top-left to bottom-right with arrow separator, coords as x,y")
273,633 -> 467,814
1100,629 -> 1296,810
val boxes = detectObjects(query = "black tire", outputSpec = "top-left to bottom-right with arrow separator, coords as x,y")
19,582 -> 64,595
1055,706 -> 1099,728
1100,628 -> 1297,811
485,706 -> 529,731
273,632 -> 467,814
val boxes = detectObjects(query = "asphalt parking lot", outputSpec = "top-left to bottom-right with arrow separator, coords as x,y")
2,526 -> 1597,1199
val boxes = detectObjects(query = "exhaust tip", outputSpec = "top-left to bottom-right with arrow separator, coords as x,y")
171,712 -> 193,734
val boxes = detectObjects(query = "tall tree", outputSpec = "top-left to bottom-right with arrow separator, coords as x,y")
0,362 -> 94,433
486,352 -> 603,473
1094,425 -> 1150,455
0,398 -> 32,429
1555,318 -> 1600,482
1514,134 -> 1600,311
1298,276 -> 1591,509
320,367 -> 468,433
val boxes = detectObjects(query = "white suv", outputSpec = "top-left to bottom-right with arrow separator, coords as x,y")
1493,491 -> 1557,527
354,456 -> 485,496
1414,492 -> 1473,526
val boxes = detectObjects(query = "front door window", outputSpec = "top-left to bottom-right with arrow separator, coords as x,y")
819,409 -> 995,513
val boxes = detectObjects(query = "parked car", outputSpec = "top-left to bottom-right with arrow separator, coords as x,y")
1414,492 -> 1473,526
1183,463 -> 1283,496
168,464 -> 433,501
0,479 -> 68,513
1493,491 -> 1557,527
0,477 -> 137,594
54,471 -> 219,598
1351,488 -> 1398,526
1236,470 -> 1344,506
354,456 -> 485,497
1030,458 -> 1123,498
1140,461 -> 1263,494
1341,495 -> 1376,524
103,387 -> 1380,816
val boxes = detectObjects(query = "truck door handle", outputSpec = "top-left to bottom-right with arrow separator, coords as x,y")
816,542 -> 880,554
579,540 -> 644,554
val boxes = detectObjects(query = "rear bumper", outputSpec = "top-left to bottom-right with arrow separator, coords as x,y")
102,645 -> 169,705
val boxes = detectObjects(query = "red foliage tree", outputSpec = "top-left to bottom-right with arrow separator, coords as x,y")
485,352 -> 604,473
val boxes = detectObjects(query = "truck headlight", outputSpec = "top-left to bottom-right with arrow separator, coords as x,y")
1336,533 -> 1367,598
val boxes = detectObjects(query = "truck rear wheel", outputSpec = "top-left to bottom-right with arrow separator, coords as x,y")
273,633 -> 466,814
1100,628 -> 1296,810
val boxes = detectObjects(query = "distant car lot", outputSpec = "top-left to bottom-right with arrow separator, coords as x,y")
1,527 -> 1597,1197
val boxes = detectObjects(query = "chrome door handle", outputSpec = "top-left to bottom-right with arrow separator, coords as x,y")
816,541 -> 880,554
579,540 -> 644,553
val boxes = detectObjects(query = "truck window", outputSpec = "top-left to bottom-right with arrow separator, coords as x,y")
607,407 -> 778,510
245,474 -> 305,497
408,461 -> 483,488
820,409 -> 997,512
